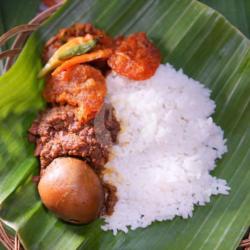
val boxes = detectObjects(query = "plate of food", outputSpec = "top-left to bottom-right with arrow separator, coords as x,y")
0,0 -> 249,250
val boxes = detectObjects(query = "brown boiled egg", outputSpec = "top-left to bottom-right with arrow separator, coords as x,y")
38,157 -> 104,224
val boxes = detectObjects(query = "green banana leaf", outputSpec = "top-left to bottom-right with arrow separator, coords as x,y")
0,0 -> 250,249
201,0 -> 250,38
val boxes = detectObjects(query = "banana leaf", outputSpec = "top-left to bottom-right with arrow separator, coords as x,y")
201,0 -> 250,38
0,0 -> 249,249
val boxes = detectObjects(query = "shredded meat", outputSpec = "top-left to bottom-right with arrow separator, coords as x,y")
29,105 -> 120,172
102,183 -> 118,216
108,32 -> 161,80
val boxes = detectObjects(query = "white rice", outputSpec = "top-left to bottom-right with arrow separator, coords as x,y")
102,64 -> 229,234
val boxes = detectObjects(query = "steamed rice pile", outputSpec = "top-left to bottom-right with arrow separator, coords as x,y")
102,64 -> 229,233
